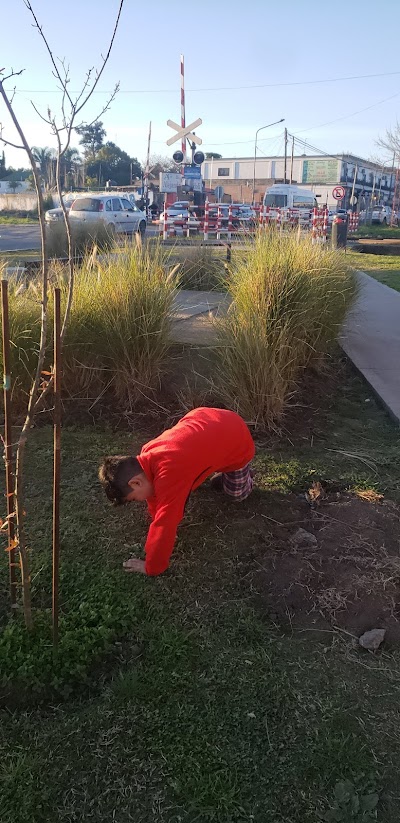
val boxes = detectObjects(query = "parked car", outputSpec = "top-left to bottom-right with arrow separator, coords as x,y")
159,202 -> 200,229
68,195 -> 146,235
328,209 -> 348,225
358,205 -> 398,226
371,205 -> 395,225
158,201 -> 191,222
45,195 -> 79,223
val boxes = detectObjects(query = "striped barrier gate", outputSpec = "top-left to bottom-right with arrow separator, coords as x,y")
348,212 -> 359,233
311,207 -> 329,243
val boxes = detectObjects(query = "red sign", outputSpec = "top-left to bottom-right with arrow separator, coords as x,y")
332,186 -> 346,200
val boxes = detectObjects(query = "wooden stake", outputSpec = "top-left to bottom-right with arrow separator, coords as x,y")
1,279 -> 17,610
52,288 -> 61,647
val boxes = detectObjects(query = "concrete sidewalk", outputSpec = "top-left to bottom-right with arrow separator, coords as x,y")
340,271 -> 400,424
173,276 -> 400,425
172,289 -> 229,344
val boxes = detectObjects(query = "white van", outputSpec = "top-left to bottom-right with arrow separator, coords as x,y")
263,184 -> 318,221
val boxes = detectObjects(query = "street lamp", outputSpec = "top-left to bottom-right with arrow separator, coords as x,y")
252,118 -> 285,205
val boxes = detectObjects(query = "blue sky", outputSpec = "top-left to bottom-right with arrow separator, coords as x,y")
2,0 -> 400,168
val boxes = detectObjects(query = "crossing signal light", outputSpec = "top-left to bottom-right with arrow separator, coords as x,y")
172,150 -> 184,164
193,151 -> 205,166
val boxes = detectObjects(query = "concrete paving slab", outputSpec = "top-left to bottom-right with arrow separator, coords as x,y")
172,289 -> 230,343
172,289 -> 229,321
340,271 -> 400,424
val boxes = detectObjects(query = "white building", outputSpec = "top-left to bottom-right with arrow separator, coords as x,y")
0,180 -> 31,194
202,154 -> 395,209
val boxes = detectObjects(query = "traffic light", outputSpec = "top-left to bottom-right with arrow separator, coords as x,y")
193,151 -> 205,166
172,150 -> 184,164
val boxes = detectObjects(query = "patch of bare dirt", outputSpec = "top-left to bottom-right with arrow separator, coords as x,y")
242,489 -> 400,645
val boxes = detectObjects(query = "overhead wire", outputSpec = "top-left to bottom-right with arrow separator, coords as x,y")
10,69 -> 400,95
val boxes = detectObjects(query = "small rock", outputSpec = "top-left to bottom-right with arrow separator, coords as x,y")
359,629 -> 386,651
291,528 -> 318,548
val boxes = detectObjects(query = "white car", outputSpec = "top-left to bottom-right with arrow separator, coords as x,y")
45,195 -> 79,223
371,205 -> 395,225
159,202 -> 200,230
69,194 -> 147,235
158,201 -> 191,223
327,209 -> 348,225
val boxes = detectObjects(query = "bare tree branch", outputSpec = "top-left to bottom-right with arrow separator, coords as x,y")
1,68 -> 24,83
376,122 -> 400,162
73,1 -> 124,116
23,0 -> 75,109
0,76 -> 49,630
0,136 -> 25,150
0,0 -> 126,630
76,84 -> 120,131
30,100 -> 53,126
24,0 -> 124,119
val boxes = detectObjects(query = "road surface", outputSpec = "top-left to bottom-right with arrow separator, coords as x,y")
0,225 -> 41,252
0,223 -> 159,252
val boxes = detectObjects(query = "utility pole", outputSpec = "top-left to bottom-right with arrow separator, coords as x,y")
252,118 -> 285,204
284,128 -> 288,184
289,135 -> 295,184
143,120 -> 152,215
350,164 -> 358,211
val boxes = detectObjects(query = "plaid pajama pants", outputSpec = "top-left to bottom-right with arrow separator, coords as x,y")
222,463 -> 254,501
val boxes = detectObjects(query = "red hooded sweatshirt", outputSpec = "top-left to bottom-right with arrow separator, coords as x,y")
137,408 -> 255,576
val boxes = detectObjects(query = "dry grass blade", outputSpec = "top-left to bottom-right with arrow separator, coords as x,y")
214,228 -> 357,429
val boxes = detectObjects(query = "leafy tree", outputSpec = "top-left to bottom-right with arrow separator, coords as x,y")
61,146 -> 81,188
205,152 -> 222,160
76,121 -> 106,159
87,141 -> 141,186
31,146 -> 56,187
1,165 -> 31,181
8,179 -> 21,192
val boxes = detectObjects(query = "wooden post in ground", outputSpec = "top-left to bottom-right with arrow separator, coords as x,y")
1,279 -> 17,611
52,288 -> 61,647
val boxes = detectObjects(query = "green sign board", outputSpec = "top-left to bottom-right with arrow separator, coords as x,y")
302,159 -> 338,184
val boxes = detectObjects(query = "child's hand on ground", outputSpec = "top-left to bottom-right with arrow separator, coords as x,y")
123,557 -> 146,574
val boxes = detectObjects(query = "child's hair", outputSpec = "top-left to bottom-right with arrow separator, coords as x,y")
98,456 -> 144,505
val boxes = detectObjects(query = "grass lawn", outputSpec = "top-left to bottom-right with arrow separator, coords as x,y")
346,250 -> 400,292
0,249 -> 40,267
0,215 -> 38,225
353,225 -> 400,240
1,361 -> 400,822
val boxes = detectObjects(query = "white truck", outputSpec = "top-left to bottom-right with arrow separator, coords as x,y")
263,184 -> 318,223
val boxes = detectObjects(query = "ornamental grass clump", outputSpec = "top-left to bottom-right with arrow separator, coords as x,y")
61,241 -> 178,407
1,243 -> 178,411
215,229 -> 357,429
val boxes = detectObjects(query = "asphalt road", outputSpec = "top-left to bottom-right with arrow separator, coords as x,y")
0,223 -> 159,252
0,225 -> 41,252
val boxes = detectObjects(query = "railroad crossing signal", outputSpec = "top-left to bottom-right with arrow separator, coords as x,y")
166,118 -> 203,146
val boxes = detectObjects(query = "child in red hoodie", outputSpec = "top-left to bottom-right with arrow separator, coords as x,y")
99,407 -> 255,576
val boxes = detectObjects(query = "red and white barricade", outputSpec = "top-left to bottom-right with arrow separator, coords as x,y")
311,207 -> 329,243
347,212 -> 359,233
202,201 -> 233,240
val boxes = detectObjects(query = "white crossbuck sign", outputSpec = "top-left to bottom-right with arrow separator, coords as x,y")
166,118 -> 203,146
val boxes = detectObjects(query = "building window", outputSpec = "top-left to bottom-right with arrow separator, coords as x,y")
217,168 -> 230,177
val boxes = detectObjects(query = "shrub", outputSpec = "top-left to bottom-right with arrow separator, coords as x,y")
60,241 -> 178,407
0,275 -> 42,411
214,229 -> 357,429
177,244 -> 225,291
46,220 -> 114,258
0,243 -> 178,411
